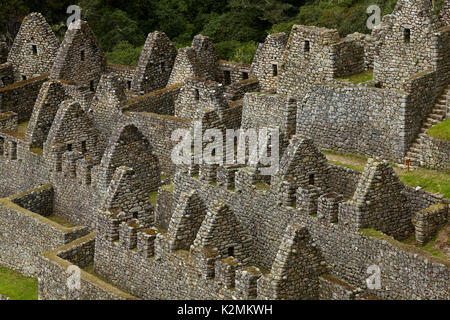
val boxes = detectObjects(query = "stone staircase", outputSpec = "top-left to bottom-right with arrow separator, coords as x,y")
404,85 -> 449,166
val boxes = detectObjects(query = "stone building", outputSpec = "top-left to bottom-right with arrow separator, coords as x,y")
0,1 -> 448,301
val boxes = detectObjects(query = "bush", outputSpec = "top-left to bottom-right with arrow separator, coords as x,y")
105,41 -> 143,66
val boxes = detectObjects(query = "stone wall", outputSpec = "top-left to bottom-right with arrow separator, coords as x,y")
277,25 -> 339,98
0,74 -> 49,121
0,189 -> 88,276
414,134 -> 450,171
412,203 -> 448,245
25,80 -> 70,149
38,233 -> 138,300
174,79 -> 227,120
297,85 -> 406,160
338,160 -> 412,239
126,112 -> 191,174
217,61 -> 251,86
0,111 -> 18,131
50,20 -> 107,88
241,92 -> 296,139
250,33 -> 287,92
7,13 -> 59,82
131,32 -> 177,94
0,63 -> 14,88
373,0 -> 440,90
125,84 -> 180,115
223,78 -> 260,101
90,167 -> 449,300
10,184 -> 53,216
0,146 -> 49,197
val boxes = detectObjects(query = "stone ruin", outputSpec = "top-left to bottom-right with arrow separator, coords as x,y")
0,0 -> 448,300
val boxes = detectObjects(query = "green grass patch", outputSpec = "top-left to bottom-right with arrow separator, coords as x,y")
427,119 -> 450,142
254,182 -> 270,192
324,150 -> 450,198
399,168 -> 450,199
0,265 -> 38,300
336,69 -> 373,85
30,147 -> 43,156
328,159 -> 365,172
161,184 -> 174,192
149,191 -> 158,205
45,214 -> 75,228
360,228 -> 448,264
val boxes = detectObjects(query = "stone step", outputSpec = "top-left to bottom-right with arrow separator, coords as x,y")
432,108 -> 446,115
428,113 -> 445,121
434,103 -> 446,109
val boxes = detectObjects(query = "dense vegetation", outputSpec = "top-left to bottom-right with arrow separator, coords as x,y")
0,0 -> 445,65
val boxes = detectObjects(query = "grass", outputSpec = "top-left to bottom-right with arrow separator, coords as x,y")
427,119 -> 450,142
336,69 -> 373,85
324,150 -> 450,198
16,121 -> 29,138
45,214 -> 75,228
0,265 -> 38,300
254,182 -> 270,191
399,168 -> 450,199
161,183 -> 174,192
149,191 -> 158,205
30,147 -> 43,156
361,225 -> 448,263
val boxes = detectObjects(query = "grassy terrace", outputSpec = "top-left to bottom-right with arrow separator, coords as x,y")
0,265 -> 38,300
324,150 -> 450,198
335,69 -> 373,85
427,119 -> 450,142
361,225 -> 448,264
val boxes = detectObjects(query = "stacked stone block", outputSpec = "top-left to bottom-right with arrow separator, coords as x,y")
317,192 -> 343,223
412,203 -> 448,245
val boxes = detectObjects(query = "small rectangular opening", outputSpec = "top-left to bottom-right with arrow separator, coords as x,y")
67,143 -> 72,152
127,80 -> 132,90
22,75 -> 27,81
90,80 -> 95,92
304,40 -> 310,52
227,246 -> 234,257
194,89 -> 200,101
272,64 -> 278,77
81,141 -> 87,154
32,44 -> 37,55
404,28 -> 411,43
81,50 -> 85,61
0,137 -> 4,156
242,72 -> 249,80
224,70 -> 231,85
309,173 -> 315,186
10,141 -> 17,160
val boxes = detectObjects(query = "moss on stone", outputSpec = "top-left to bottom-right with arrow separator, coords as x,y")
148,191 -> 158,205
335,70 -> 373,85
254,182 -> 270,192
360,228 -> 449,266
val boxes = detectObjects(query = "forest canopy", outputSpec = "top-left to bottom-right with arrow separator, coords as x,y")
0,0 -> 445,66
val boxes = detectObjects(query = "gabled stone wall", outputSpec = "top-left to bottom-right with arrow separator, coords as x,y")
7,13 -> 59,82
